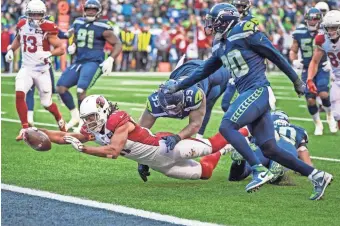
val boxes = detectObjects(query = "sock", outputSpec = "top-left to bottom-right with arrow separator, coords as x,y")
208,133 -> 228,153
59,91 -> 75,110
70,108 -> 79,119
27,110 -> 34,123
26,88 -> 35,111
308,104 -> 318,116
45,102 -> 62,121
200,151 -> 221,179
308,169 -> 318,181
16,91 -> 29,128
312,111 -> 321,123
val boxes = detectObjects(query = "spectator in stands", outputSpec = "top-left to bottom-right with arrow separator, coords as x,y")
154,24 -> 171,71
136,25 -> 152,71
120,23 -> 135,71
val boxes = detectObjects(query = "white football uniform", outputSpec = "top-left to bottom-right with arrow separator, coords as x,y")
15,18 -> 58,107
80,111 -> 215,180
315,34 -> 340,120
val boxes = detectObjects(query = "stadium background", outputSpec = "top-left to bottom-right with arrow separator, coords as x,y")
2,0 -> 340,73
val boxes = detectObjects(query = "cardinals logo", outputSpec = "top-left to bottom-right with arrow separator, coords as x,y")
96,96 -> 106,108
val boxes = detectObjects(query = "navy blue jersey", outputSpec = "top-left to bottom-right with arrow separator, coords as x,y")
72,17 -> 112,63
292,25 -> 327,68
146,85 -> 204,119
274,121 -> 308,149
177,20 -> 299,94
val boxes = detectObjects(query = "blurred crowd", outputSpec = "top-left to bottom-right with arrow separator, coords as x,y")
2,0 -> 340,72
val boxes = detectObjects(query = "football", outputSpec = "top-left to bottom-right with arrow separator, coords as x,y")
23,128 -> 51,151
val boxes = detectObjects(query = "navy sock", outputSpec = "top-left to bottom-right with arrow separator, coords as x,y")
307,104 -> 318,115
255,148 -> 270,167
59,91 -> 75,110
26,88 -> 35,111
219,120 -> 261,166
321,97 -> 331,107
261,139 -> 314,176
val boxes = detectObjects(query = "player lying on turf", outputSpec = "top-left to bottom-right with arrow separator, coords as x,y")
38,95 -> 248,180
229,111 -> 313,183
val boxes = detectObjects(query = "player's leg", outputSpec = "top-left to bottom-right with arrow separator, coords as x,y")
253,111 -> 333,200
219,87 -> 273,192
330,81 -> 340,128
316,69 -> 338,133
26,85 -> 35,126
57,64 -> 80,129
15,67 -> 34,140
35,69 -> 66,131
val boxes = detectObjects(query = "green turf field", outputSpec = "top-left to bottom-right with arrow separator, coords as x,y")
1,73 -> 340,226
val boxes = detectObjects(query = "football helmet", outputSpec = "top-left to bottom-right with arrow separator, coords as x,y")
26,0 -> 46,27
323,10 -> 340,40
232,0 -> 251,18
158,80 -> 185,116
315,2 -> 329,17
84,0 -> 102,22
305,8 -> 322,32
271,110 -> 290,125
80,95 -> 111,133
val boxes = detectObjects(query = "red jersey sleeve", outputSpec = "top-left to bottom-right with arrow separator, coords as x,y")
16,19 -> 27,30
106,111 -> 130,132
80,125 -> 95,141
315,34 -> 325,47
40,21 -> 58,35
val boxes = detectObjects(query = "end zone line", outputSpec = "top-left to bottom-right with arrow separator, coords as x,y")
1,184 -> 221,226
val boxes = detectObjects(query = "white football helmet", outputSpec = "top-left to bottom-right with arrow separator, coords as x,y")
323,10 -> 340,40
80,95 -> 111,133
315,2 -> 329,16
26,0 -> 46,27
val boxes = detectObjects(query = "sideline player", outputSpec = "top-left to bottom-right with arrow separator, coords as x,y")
5,0 -> 66,140
56,0 -> 122,131
34,95 -> 248,181
307,10 -> 340,130
290,7 -> 337,135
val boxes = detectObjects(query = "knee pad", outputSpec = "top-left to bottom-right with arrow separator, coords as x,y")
307,104 -> 318,115
321,96 -> 331,107
260,139 -> 278,159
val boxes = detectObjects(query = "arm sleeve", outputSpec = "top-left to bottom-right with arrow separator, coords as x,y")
57,29 -> 69,39
248,32 -> 299,83
177,56 -> 223,90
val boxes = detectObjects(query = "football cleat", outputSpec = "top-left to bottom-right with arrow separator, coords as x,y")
58,118 -> 68,132
314,121 -> 323,136
309,170 -> 333,200
16,128 -> 27,141
326,114 -> 338,133
246,164 -> 273,192
269,161 -> 285,183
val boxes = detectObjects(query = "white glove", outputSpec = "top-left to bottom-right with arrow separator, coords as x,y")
39,51 -> 52,65
292,59 -> 303,70
5,49 -> 14,63
68,43 -> 76,55
322,61 -> 331,72
100,56 -> 114,76
64,136 -> 84,152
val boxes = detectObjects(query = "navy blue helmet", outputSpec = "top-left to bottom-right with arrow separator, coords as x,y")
271,110 -> 290,124
84,0 -> 102,22
158,80 -> 185,116
204,3 -> 240,36
305,7 -> 323,31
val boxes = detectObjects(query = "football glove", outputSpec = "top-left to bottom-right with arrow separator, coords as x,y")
138,164 -> 150,182
5,49 -> 13,63
67,43 -> 76,55
292,59 -> 303,70
100,56 -> 114,76
161,83 -> 178,94
64,136 -> 84,152
39,51 -> 52,65
322,61 -> 331,72
307,79 -> 318,94
293,79 -> 306,97
163,134 -> 181,151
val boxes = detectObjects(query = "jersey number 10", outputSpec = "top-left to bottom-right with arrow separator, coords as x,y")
77,28 -> 95,49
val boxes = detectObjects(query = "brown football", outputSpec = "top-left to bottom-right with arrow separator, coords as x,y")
24,128 -> 51,151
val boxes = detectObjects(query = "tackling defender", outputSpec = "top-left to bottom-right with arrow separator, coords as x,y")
307,10 -> 340,130
290,7 -> 337,135
36,95 -> 245,181
5,0 -> 66,139
56,0 -> 122,131
164,3 -> 333,199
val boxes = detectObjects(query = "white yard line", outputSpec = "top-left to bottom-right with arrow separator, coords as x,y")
1,184 -> 221,226
1,117 -> 338,162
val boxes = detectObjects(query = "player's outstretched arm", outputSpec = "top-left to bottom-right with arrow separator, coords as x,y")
82,122 -> 133,159
139,109 -> 157,129
307,47 -> 325,94
48,34 -> 65,56
39,129 -> 88,144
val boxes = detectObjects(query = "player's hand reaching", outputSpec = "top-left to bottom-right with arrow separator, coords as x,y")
306,79 -> 318,94
5,49 -> 14,63
293,79 -> 306,97
64,136 -> 84,152
163,135 -> 181,151
67,43 -> 76,55
322,61 -> 331,72
138,163 -> 150,182
100,56 -> 114,76
160,83 -> 178,94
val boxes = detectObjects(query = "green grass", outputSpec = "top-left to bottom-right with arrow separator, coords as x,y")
1,74 -> 340,226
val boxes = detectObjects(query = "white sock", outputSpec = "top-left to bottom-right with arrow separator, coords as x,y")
323,106 -> 331,114
28,111 -> 34,123
308,169 -> 318,180
312,112 -> 321,124
70,108 -> 79,119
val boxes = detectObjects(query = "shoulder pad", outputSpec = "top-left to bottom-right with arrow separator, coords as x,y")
315,34 -> 325,46
228,23 -> 255,42
80,125 -> 95,141
16,19 -> 27,30
40,21 -> 58,35
106,111 -> 130,131
297,24 -> 307,29
184,86 -> 204,110
73,18 -> 86,26
146,93 -> 167,117
93,20 -> 113,30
